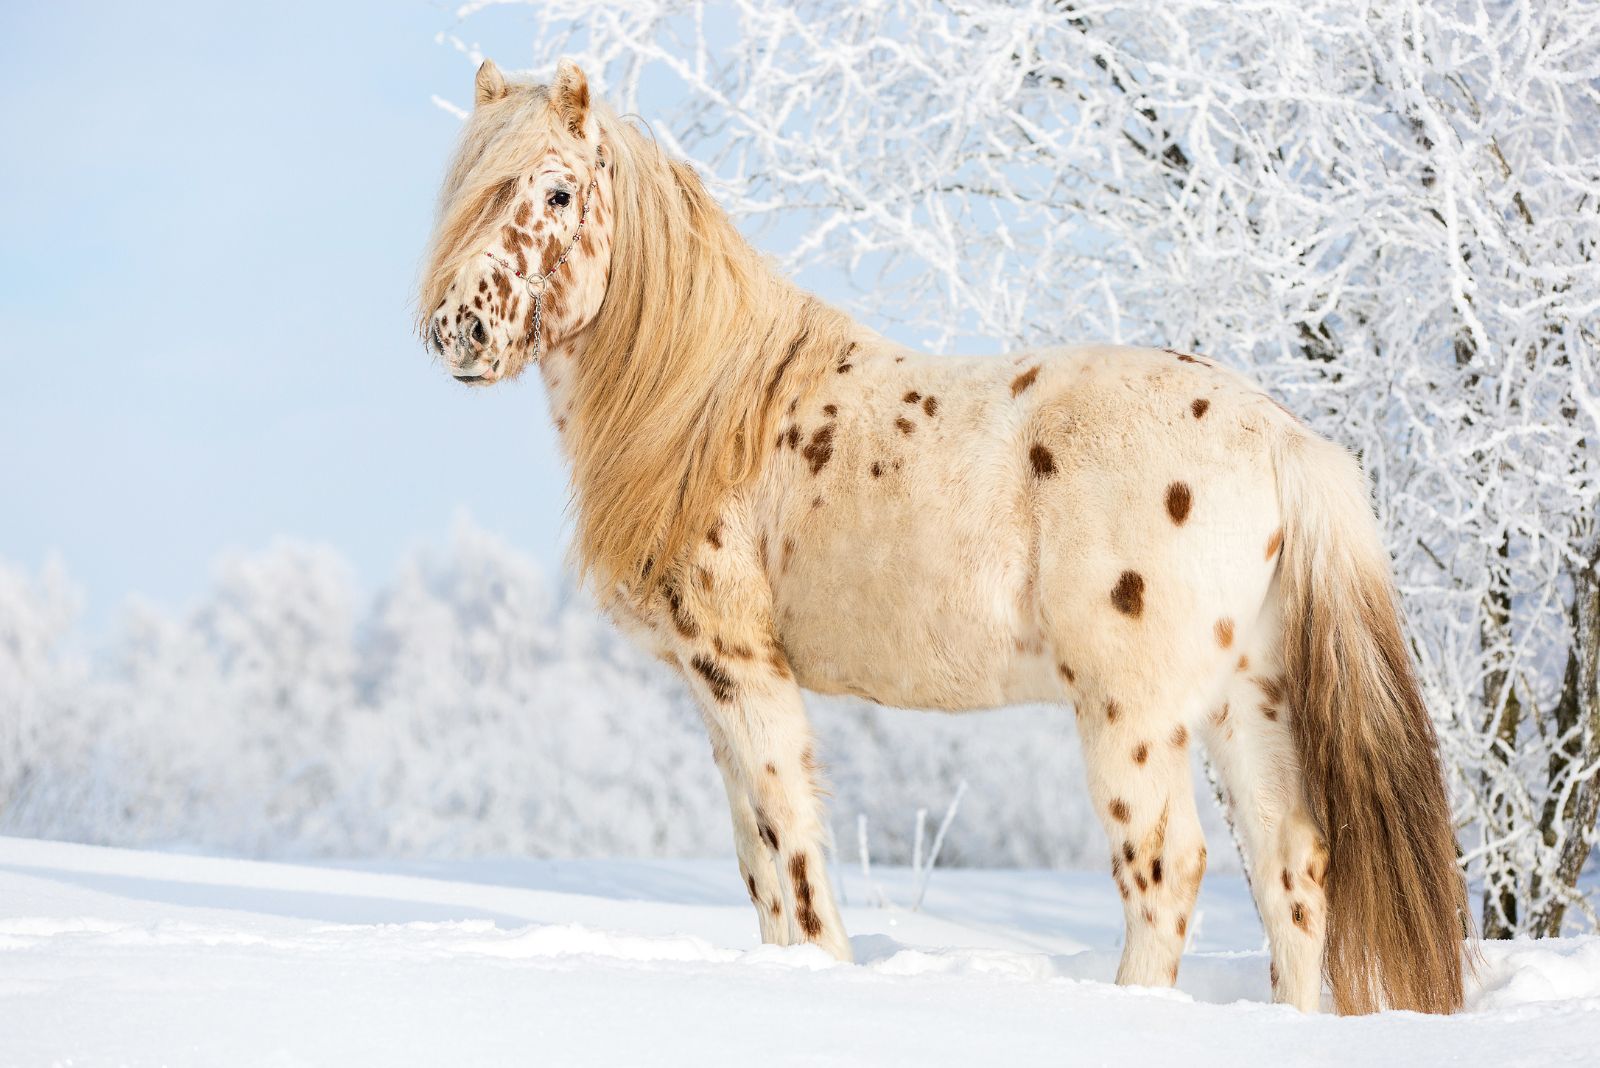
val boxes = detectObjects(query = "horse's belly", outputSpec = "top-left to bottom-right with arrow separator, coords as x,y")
774,544 -> 1056,711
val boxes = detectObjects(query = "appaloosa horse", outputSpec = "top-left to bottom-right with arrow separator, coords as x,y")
419,59 -> 1470,1014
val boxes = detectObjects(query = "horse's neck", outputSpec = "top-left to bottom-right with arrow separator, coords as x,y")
536,288 -> 867,449
537,338 -> 584,443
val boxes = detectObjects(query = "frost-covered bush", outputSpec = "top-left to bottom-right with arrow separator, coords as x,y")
2,529 -> 1221,869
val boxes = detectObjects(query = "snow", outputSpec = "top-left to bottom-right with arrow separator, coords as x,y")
3,837 -> 1597,1066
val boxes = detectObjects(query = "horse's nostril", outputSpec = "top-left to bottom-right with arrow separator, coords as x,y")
471,316 -> 488,345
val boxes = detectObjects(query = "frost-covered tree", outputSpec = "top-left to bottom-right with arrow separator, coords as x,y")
0,559 -> 89,836
439,0 -> 1600,934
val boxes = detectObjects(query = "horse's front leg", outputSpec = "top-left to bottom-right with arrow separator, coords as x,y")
685,651 -> 850,961
703,717 -> 788,944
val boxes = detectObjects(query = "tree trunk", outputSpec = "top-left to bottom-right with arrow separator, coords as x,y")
1480,534 -> 1522,938
1530,540 -> 1600,936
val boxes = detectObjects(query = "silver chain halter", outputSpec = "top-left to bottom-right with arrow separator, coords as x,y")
483,151 -> 604,363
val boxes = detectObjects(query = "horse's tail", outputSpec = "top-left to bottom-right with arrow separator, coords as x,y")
1271,425 -> 1470,1014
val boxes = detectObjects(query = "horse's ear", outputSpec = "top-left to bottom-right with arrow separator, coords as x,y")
475,60 -> 508,107
552,58 -> 596,141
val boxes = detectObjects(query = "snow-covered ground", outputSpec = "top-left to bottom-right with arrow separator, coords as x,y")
1,837 -> 1597,1066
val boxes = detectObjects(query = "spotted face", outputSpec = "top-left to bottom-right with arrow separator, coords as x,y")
422,59 -> 613,386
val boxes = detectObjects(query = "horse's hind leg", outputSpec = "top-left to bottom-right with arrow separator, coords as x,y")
1076,687 -> 1208,988
1199,591 -> 1328,1011
687,660 -> 851,961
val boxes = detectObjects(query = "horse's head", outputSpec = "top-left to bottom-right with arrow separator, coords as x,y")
419,59 -> 612,386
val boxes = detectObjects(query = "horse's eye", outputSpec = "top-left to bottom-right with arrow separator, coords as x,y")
547,190 -> 572,209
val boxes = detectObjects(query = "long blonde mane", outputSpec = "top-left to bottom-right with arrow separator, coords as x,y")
423,84 -> 855,596
418,84 -> 563,338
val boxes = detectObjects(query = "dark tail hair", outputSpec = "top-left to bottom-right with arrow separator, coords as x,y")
1273,429 -> 1471,1014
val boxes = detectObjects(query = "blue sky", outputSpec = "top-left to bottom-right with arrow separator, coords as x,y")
0,2 -> 605,627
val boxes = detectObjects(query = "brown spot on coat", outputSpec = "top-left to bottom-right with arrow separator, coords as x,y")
540,234 -> 563,275
1236,654 -> 1249,672
1281,869 -> 1293,891
1256,676 -> 1286,706
1215,618 -> 1234,648
1106,699 -> 1121,723
1058,663 -> 1076,684
922,396 -> 938,417
790,854 -> 823,938
823,404 -> 837,417
1266,527 -> 1284,560
767,640 -> 792,680
870,461 -> 883,478
707,523 -> 723,549
803,424 -> 835,474
1029,444 -> 1056,477
1136,875 -> 1149,894
1123,841 -> 1136,863
1011,366 -> 1040,396
1191,398 -> 1210,418
895,417 -> 915,435
1110,571 -> 1145,617
1133,743 -> 1149,765
1165,482 -> 1192,524
902,390 -> 921,404
1292,902 -> 1307,929
1176,915 -> 1187,937
757,819 -> 779,852
689,655 -> 735,703
712,635 -> 753,660
785,425 -> 802,450
1109,799 -> 1131,823
664,582 -> 698,639
1171,724 -> 1189,747
1152,857 -> 1164,884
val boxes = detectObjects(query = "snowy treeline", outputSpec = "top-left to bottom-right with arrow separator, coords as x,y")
443,0 -> 1600,934
1,526 -> 1212,868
